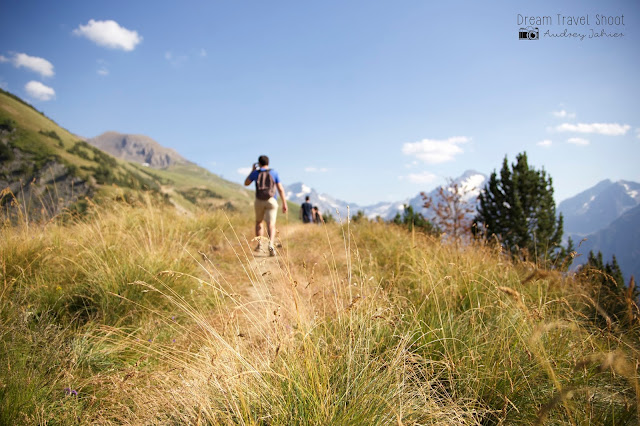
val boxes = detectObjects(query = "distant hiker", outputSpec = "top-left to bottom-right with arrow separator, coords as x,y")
301,196 -> 313,224
313,206 -> 323,224
244,155 -> 288,256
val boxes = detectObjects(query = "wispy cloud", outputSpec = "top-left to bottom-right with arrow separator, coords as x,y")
552,109 -> 576,119
567,137 -> 589,146
0,52 -> 54,77
237,167 -> 251,175
537,139 -> 552,147
304,166 -> 328,173
636,128 -> 640,139
25,81 -> 55,101
164,51 -> 188,67
73,20 -> 142,51
402,136 -> 471,164
199,48 -> 207,57
555,122 -> 630,136
96,59 -> 109,76
399,171 -> 438,184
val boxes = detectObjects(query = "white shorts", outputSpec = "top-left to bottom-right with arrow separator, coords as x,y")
254,197 -> 278,225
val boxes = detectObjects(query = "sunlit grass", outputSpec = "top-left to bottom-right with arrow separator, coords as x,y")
1,201 -> 638,424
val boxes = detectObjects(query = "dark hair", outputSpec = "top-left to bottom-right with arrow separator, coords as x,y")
305,196 -> 310,201
258,155 -> 269,166
313,206 -> 318,210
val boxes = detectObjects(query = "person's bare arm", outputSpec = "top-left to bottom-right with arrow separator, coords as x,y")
276,183 -> 288,213
244,163 -> 258,186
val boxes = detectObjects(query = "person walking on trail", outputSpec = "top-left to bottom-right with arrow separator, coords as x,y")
301,196 -> 313,224
313,206 -> 323,224
244,155 -> 288,256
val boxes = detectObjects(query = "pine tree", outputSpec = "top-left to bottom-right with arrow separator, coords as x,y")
392,204 -> 438,235
474,152 -> 564,263
580,251 -> 639,327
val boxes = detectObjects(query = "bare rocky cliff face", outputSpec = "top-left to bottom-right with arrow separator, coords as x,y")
87,131 -> 189,169
1,130 -> 92,221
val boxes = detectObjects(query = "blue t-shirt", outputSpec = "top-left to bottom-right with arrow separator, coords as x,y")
248,168 -> 280,199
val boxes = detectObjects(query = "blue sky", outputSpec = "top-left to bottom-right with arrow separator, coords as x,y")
1,0 -> 638,205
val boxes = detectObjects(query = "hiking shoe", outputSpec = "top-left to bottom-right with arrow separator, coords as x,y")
268,245 -> 276,257
254,242 -> 263,252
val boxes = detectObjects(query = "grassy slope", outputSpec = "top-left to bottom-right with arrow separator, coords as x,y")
1,201 -> 638,424
0,89 -> 291,216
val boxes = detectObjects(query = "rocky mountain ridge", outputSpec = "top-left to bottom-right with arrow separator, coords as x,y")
87,131 -> 190,169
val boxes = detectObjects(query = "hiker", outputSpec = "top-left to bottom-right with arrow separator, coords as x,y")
301,196 -> 313,224
244,155 -> 288,256
313,206 -> 323,224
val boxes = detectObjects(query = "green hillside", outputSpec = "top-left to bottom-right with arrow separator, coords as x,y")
0,89 -> 285,219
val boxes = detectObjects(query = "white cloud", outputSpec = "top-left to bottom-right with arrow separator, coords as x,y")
537,139 -> 552,147
304,167 -> 328,173
97,67 -> 109,76
636,128 -> 640,139
555,122 -> 630,136
237,167 -> 251,175
552,109 -> 576,119
199,48 -> 207,57
567,137 -> 589,146
73,20 -> 142,51
0,52 -> 54,77
402,136 -> 470,164
25,81 -> 55,101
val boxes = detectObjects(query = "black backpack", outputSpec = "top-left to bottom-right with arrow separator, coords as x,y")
256,169 -> 276,200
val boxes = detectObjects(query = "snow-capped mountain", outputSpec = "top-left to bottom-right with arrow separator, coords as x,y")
377,170 -> 488,221
558,179 -> 640,236
285,170 -> 487,222
285,182 -> 360,220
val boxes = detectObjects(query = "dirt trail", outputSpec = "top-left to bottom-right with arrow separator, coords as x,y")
220,223 -> 328,351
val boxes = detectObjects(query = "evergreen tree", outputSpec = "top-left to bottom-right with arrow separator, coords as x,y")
474,152 -> 564,263
580,251 -> 639,327
351,210 -> 367,223
322,212 -> 335,224
392,204 -> 438,235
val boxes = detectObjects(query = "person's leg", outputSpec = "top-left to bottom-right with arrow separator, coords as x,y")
264,198 -> 278,255
267,221 -> 276,246
254,200 -> 266,250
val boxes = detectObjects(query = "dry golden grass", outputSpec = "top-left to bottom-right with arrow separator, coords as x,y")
1,201 -> 639,424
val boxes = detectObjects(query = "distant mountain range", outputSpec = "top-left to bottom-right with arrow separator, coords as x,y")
285,170 -> 487,221
558,179 -> 640,236
87,131 -> 190,169
573,203 -> 640,283
558,179 -> 640,282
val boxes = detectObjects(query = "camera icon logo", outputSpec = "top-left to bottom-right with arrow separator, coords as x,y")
519,26 -> 539,40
